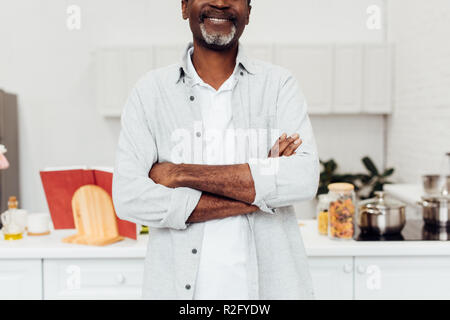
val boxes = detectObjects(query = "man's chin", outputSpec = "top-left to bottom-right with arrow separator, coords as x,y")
199,24 -> 237,51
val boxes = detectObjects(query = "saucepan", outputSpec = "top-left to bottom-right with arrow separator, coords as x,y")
358,191 -> 406,235
417,195 -> 450,227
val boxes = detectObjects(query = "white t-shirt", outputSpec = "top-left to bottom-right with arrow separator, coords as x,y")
187,47 -> 250,300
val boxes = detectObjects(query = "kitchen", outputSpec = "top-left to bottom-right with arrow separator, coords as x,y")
0,0 -> 450,300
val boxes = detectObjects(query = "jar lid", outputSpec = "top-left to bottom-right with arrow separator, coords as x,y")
359,191 -> 405,210
328,183 -> 354,193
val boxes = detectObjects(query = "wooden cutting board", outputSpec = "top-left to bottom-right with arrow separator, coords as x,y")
63,185 -> 124,246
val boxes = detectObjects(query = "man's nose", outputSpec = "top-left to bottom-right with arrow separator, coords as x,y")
209,0 -> 231,9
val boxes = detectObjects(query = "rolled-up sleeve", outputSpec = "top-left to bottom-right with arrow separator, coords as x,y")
112,86 -> 202,230
248,72 -> 320,214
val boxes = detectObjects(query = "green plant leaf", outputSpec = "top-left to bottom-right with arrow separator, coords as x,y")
382,168 -> 395,177
362,156 -> 379,176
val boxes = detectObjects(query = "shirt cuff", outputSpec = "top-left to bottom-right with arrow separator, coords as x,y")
161,187 -> 202,230
248,158 -> 278,214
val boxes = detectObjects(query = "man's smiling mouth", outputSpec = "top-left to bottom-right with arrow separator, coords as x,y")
206,17 -> 232,23
201,12 -> 236,25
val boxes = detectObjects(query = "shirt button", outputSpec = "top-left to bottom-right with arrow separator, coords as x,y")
190,96 -> 195,101
196,132 -> 202,138
192,248 -> 197,254
185,284 -> 191,290
240,71 -> 244,76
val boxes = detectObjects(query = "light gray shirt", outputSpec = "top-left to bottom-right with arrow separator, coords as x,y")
112,42 -> 320,300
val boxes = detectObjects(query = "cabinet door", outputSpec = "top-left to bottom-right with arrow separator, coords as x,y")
362,45 -> 392,114
355,256 -> 450,300
0,260 -> 42,300
43,259 -> 144,300
274,45 -> 333,114
333,45 -> 363,113
308,257 -> 354,300
95,48 -> 153,117
246,45 -> 274,62
153,45 -> 185,69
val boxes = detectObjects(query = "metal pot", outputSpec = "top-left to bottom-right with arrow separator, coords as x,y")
417,195 -> 450,227
358,191 -> 406,235
422,174 -> 449,196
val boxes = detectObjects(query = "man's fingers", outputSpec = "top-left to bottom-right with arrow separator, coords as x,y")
269,133 -> 301,157
278,133 -> 299,154
282,138 -> 302,156
269,132 -> 287,157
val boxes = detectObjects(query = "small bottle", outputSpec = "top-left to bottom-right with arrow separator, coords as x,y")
140,225 -> 149,235
8,196 -> 18,210
328,183 -> 356,240
2,196 -> 23,240
316,194 -> 330,235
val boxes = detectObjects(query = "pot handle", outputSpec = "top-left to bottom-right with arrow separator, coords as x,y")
416,200 -> 438,208
361,208 -> 382,215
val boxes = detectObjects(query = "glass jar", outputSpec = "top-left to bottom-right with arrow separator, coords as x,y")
316,194 -> 330,235
328,183 -> 356,240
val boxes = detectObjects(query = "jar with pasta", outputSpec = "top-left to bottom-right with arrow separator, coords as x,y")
328,183 -> 356,240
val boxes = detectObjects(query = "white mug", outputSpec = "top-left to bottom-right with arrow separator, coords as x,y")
27,213 -> 50,235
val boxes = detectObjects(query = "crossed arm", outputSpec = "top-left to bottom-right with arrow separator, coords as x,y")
148,133 -> 302,223
113,74 -> 319,230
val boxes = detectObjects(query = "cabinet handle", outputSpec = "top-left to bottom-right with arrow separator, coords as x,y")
357,265 -> 366,274
116,273 -> 125,284
343,264 -> 353,273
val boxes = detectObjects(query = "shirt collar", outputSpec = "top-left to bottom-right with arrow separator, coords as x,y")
175,42 -> 256,84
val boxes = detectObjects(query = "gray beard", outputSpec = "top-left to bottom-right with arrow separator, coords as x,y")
200,23 -> 236,47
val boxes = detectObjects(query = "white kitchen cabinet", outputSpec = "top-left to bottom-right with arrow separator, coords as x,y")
354,256 -> 450,300
94,44 -> 393,117
275,45 -> 334,114
362,45 -> 393,114
95,48 -> 153,117
308,257 -> 354,300
43,259 -> 144,300
246,44 -> 274,62
0,259 -> 42,299
333,45 -> 363,113
153,45 -> 185,69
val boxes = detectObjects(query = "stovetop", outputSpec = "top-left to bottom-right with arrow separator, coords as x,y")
355,220 -> 450,241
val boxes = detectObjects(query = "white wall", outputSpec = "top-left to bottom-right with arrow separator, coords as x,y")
0,0 -> 386,214
387,0 -> 450,184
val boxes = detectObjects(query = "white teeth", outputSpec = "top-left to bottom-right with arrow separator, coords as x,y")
207,18 -> 229,23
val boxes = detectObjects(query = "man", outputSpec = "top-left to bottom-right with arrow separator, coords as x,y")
112,0 -> 319,300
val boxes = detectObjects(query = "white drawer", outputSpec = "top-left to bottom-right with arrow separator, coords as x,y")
0,259 -> 42,300
43,259 -> 144,300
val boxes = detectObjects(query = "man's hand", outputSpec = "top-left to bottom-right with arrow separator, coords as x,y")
148,162 -> 180,188
268,133 -> 302,157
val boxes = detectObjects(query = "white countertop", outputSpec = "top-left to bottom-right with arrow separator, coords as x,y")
0,229 -> 148,259
2,220 -> 450,259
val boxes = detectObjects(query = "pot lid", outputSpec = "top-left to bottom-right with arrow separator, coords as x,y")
359,191 -> 406,210
421,194 -> 450,202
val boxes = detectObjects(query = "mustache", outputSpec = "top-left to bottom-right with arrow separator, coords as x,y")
200,9 -> 237,24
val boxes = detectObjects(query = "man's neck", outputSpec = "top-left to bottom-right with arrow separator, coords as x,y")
191,41 -> 238,90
